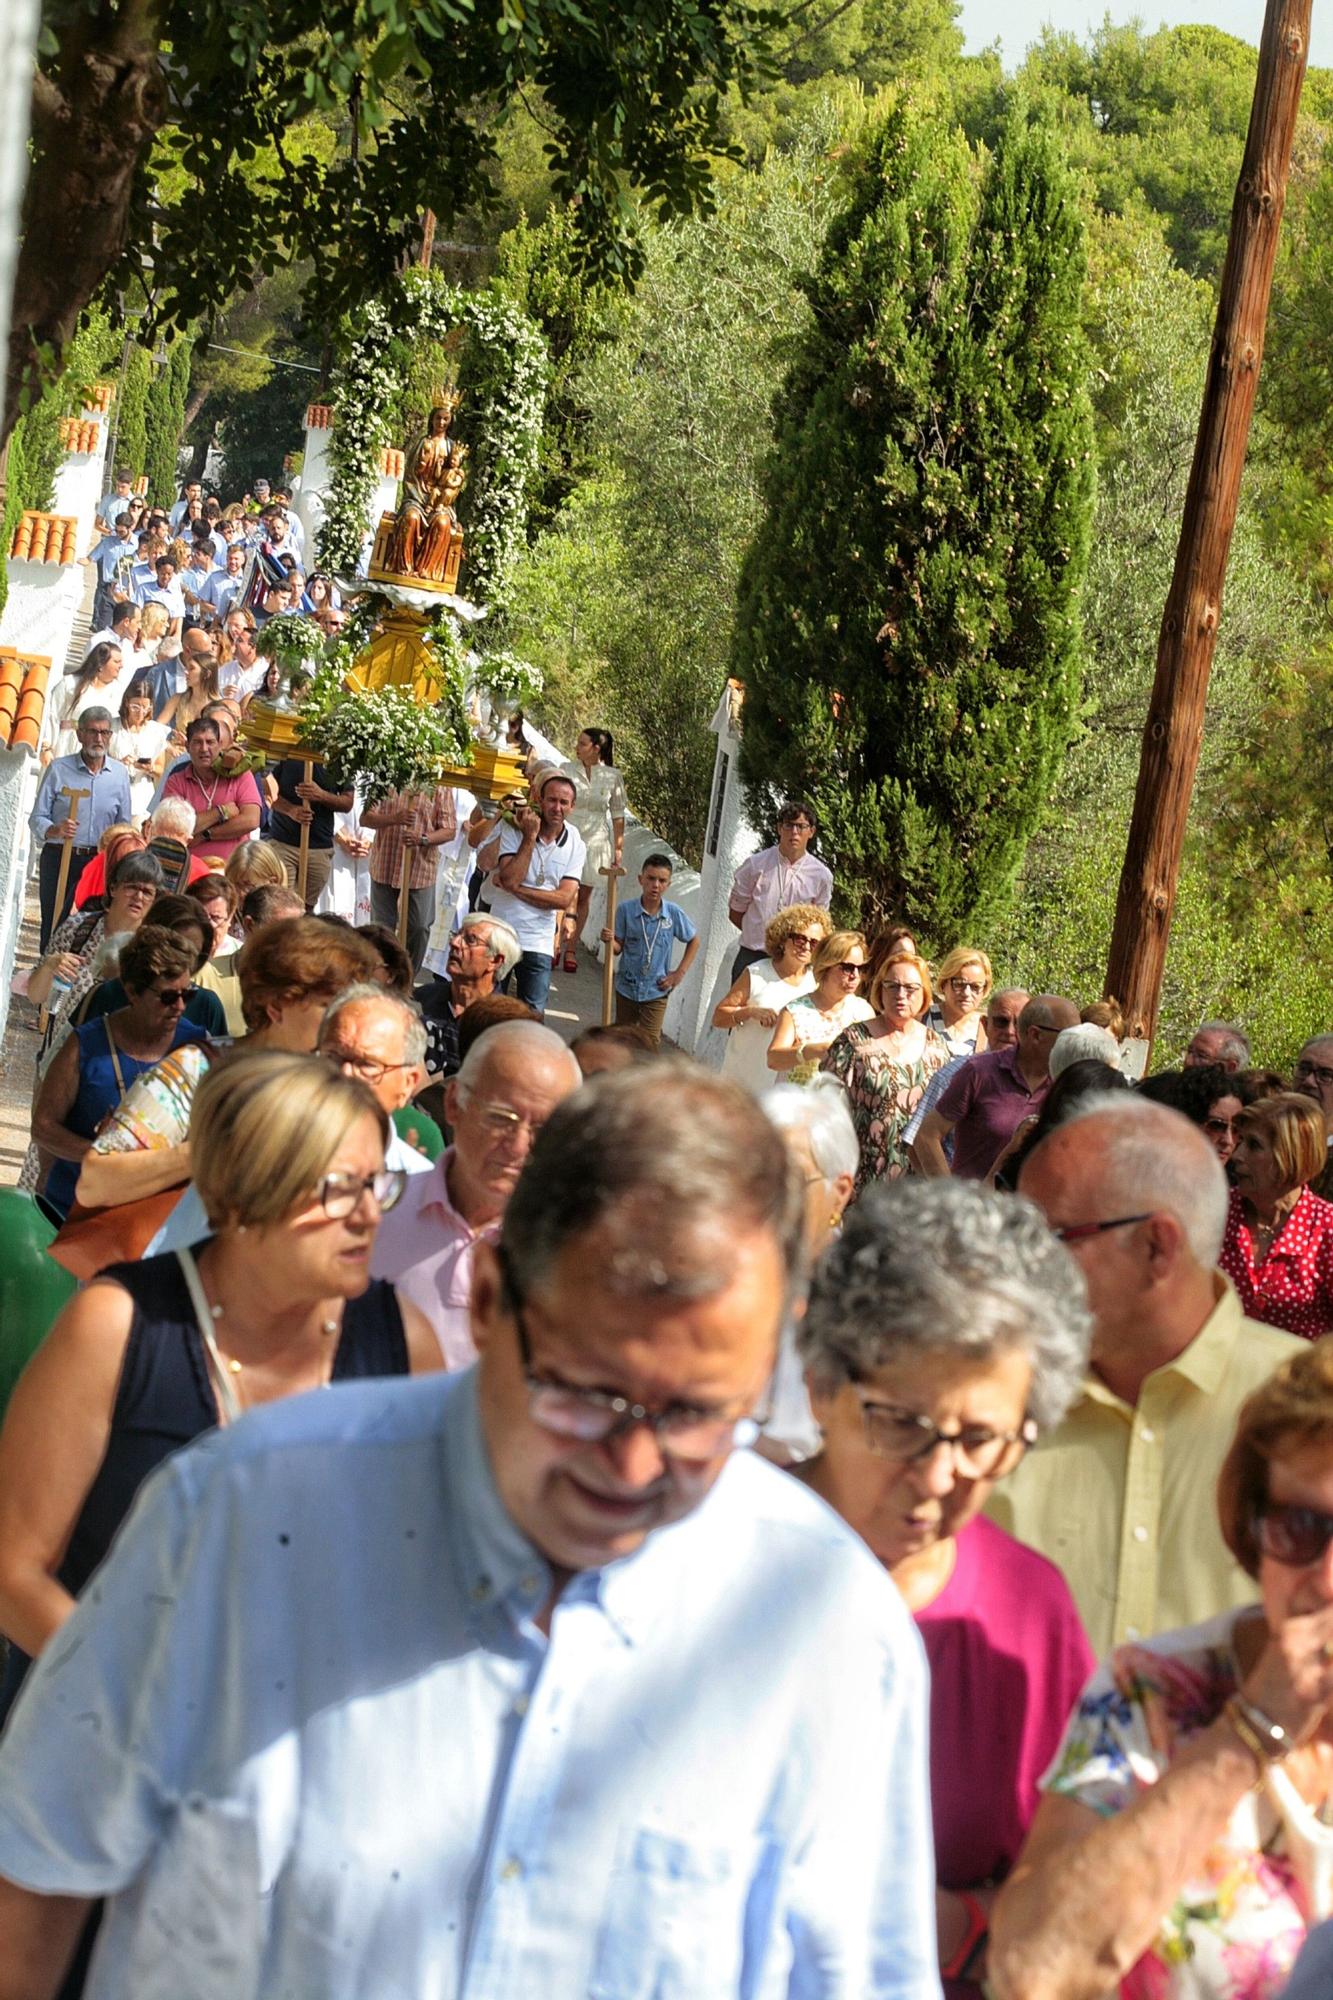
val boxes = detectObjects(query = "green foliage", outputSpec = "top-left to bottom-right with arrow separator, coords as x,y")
0,306 -> 118,618
986,210 -> 1321,1065
62,0 -> 781,359
116,347 -> 152,482
144,338 -> 193,506
505,101 -> 846,858
733,98 -> 1095,942
493,205 -> 627,531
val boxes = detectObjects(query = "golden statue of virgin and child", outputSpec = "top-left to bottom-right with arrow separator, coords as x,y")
368,387 -> 469,593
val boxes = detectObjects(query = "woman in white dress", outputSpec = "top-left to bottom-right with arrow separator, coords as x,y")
317,785 -> 374,928
52,643 -> 127,757
110,680 -> 170,823
713,903 -> 832,1095
558,727 -> 627,970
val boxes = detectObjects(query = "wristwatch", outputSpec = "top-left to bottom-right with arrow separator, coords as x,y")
1224,1692 -> 1293,1765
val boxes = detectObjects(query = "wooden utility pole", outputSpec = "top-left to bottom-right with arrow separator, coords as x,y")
1104,0 -> 1311,1047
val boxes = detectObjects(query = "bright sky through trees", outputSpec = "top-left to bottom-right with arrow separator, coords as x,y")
960,0 -> 1333,67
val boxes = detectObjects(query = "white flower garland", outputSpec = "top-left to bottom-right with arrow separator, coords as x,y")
317,270 -> 548,613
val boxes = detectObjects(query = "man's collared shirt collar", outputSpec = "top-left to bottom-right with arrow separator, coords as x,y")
1080,1273 -> 1245,1415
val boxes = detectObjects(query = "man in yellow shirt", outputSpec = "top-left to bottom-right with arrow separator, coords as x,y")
988,1097 -> 1300,1657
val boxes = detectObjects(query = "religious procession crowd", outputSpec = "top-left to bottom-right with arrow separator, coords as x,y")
4,472 -> 1333,1998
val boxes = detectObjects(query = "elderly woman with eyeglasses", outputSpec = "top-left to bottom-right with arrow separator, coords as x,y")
991,1338 -> 1333,2000
820,946 -> 952,1193
795,1180 -> 1094,1996
0,1051 -> 439,1718
713,903 -> 832,1094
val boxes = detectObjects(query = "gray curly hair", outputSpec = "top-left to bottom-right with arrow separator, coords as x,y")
798,1179 -> 1092,1433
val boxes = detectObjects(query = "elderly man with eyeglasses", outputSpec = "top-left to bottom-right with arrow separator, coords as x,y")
985,1097 -> 1302,1657
370,1018 -> 582,1367
0,1063 -> 940,2000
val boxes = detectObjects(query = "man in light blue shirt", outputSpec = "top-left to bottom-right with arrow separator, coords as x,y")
197,542 -> 247,620
0,1068 -> 939,1998
28,712 -> 132,946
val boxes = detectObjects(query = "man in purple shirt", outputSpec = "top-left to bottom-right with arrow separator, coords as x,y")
913,993 -> 1079,1181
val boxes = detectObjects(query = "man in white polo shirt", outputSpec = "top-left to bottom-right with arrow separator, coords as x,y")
479,767 -> 585,1018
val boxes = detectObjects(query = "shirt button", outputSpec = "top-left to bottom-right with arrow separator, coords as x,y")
1138,1426 -> 1155,1443
1125,1626 -> 1141,1640
500,1858 -> 523,1882
470,1578 -> 491,1603
520,1573 -> 540,1595
513,1695 -> 529,1718
1132,1524 -> 1149,1543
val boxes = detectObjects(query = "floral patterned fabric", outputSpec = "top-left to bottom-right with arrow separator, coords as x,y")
1045,1608 -> 1333,2000
821,1021 -> 951,1193
780,992 -> 874,1086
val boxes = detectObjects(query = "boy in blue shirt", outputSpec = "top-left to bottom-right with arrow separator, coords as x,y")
602,852 -> 698,1047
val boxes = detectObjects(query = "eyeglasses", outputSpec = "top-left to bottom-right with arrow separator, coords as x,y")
788,934 -> 822,949
470,1101 -> 548,1141
324,1045 -> 414,1087
151,983 -> 195,1009
499,1250 -> 764,1461
831,960 -> 866,975
317,1168 -> 406,1220
949,978 -> 986,994
1204,1115 -> 1238,1136
882,981 -> 923,996
855,1395 -> 1037,1479
1295,1060 -> 1333,1090
989,1014 -> 1020,1030
1053,1212 -> 1152,1244
1255,1503 -> 1333,1567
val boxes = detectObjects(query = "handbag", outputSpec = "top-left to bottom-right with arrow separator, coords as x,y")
48,1186 -> 185,1280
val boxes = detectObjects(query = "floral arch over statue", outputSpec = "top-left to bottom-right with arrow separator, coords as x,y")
315,267 -> 548,612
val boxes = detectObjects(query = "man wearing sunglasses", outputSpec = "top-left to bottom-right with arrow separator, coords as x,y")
987,1097 -> 1302,1657
0,1067 -> 938,1998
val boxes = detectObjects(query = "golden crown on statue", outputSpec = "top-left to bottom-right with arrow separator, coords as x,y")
430,383 -> 462,419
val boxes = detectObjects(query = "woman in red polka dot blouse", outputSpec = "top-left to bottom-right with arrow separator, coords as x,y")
1220,1092 -> 1333,1339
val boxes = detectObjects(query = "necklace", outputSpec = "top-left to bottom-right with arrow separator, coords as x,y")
194,768 -> 220,811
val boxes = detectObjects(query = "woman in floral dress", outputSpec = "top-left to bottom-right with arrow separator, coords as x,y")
990,1339 -> 1333,2000
820,947 -> 950,1195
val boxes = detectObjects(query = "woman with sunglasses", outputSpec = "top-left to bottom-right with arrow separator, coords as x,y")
767,929 -> 876,1086
820,945 -> 952,1192
0,1052 -> 438,1703
796,1180 -> 1094,1996
993,1340 -> 1333,2000
927,946 -> 994,1059
30,927 -> 213,1225
713,903 -> 831,1094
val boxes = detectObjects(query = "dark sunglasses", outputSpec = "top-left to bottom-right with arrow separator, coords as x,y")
1255,1503 -> 1333,1567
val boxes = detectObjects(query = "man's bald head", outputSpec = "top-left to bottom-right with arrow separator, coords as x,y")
1020,1097 -> 1228,1270
1018,994 -> 1080,1077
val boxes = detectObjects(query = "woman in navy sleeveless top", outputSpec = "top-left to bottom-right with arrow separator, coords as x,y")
0,1052 -> 441,1716
0,1054 -> 441,1997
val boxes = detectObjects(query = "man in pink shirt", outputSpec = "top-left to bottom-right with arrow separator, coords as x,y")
913,994 -> 1079,1182
727,801 -> 833,985
370,1020 -> 581,1365
161,716 -> 262,864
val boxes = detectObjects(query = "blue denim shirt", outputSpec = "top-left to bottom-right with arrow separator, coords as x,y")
0,1370 -> 939,1998
614,895 -> 696,1002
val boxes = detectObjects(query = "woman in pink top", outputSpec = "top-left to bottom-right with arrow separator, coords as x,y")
794,1178 -> 1094,1997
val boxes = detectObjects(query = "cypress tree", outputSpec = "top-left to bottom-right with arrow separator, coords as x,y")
117,344 -> 151,482
145,338 -> 192,507
733,100 -> 1095,941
